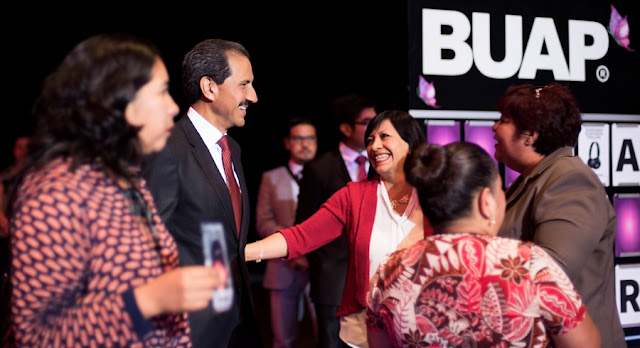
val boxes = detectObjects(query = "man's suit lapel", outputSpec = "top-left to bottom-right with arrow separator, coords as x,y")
180,117 -> 239,238
333,149 -> 352,185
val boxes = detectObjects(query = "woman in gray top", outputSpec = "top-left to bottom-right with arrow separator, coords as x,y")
492,83 -> 625,348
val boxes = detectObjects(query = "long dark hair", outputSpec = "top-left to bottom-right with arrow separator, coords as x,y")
5,33 -> 161,216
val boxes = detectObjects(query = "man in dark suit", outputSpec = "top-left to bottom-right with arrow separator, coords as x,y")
295,93 -> 376,348
142,39 -> 262,348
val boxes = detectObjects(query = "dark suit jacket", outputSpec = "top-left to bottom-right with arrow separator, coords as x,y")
295,148 -> 351,305
142,115 -> 260,348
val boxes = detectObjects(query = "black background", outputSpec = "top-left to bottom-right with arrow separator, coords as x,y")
1,2 -> 409,222
3,2 -> 638,232
2,3 -> 639,342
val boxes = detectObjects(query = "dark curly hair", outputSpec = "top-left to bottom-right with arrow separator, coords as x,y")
406,142 -> 499,231
5,33 -> 162,213
496,83 -> 582,155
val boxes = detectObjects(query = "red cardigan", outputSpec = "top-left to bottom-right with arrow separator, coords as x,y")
279,178 -> 433,317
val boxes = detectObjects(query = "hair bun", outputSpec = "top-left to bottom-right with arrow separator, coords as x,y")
406,143 -> 449,195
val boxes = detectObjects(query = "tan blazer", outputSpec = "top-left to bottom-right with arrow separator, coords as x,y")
255,165 -> 304,288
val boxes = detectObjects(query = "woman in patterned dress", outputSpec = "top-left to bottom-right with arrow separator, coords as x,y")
366,142 -> 600,348
2,33 -> 228,347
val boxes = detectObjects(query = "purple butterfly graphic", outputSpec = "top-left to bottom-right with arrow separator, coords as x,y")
418,75 -> 440,109
609,4 -> 634,51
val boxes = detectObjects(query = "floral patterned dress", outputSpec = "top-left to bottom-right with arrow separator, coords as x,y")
366,233 -> 586,348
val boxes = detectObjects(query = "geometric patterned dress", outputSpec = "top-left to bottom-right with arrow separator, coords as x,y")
7,159 -> 190,347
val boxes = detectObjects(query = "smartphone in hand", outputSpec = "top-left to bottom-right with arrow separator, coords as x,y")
201,222 -> 234,313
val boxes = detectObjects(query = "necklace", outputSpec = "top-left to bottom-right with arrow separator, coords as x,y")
122,187 -> 163,265
390,194 -> 410,208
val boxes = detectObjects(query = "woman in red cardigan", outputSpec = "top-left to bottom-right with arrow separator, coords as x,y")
246,110 -> 433,347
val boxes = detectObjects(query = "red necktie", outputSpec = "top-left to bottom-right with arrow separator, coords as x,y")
218,135 -> 242,235
355,155 -> 368,181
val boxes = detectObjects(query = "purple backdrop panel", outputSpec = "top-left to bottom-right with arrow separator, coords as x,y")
504,167 -> 520,189
463,120 -> 521,188
464,121 -> 497,165
425,120 -> 460,145
614,194 -> 640,258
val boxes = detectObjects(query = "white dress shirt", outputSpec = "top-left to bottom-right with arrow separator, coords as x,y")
339,142 -> 369,182
187,107 -> 241,191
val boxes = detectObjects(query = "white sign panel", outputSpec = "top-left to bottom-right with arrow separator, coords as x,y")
616,264 -> 640,327
578,122 -> 610,186
612,123 -> 640,186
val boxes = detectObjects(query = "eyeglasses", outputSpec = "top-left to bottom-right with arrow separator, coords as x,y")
354,118 -> 372,126
289,135 -> 317,143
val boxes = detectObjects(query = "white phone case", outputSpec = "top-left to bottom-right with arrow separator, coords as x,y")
201,222 -> 234,313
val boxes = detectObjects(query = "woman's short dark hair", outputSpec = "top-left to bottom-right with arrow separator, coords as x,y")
406,142 -> 499,231
364,110 -> 425,150
181,39 -> 250,105
30,33 -> 161,179
496,83 -> 582,155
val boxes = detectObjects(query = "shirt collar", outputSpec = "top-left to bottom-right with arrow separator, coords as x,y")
339,141 -> 367,163
505,146 -> 575,199
187,107 -> 224,143
288,160 -> 304,177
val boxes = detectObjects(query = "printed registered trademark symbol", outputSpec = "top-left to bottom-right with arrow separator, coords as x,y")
596,65 -> 609,82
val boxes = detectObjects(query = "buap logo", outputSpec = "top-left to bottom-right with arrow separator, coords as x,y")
422,8 -> 610,81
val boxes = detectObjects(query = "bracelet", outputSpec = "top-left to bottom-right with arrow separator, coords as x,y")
256,243 -> 264,263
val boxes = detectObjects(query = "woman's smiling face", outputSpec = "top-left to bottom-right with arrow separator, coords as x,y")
366,119 -> 410,181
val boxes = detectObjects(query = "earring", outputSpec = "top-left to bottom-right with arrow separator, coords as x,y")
490,217 -> 496,225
